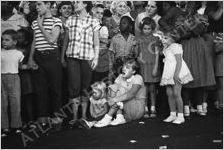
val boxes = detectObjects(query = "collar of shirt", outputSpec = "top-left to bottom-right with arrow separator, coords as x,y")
126,75 -> 135,83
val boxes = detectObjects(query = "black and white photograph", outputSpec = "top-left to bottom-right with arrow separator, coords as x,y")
1,0 -> 223,149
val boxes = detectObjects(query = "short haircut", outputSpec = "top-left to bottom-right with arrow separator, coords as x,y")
2,29 -> 18,41
95,4 -> 105,9
120,16 -> 134,34
139,17 -> 156,31
57,1 -> 74,16
120,16 -> 134,26
83,1 -> 93,13
125,59 -> 140,75
17,28 -> 33,44
103,9 -> 112,17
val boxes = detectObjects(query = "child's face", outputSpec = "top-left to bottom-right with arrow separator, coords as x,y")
161,35 -> 173,47
92,88 -> 102,100
103,17 -> 111,27
60,4 -> 73,18
50,3 -> 58,17
120,18 -> 129,33
17,32 -> 26,45
2,34 -> 16,50
122,63 -> 135,79
94,7 -> 104,21
142,24 -> 153,35
36,1 -> 49,16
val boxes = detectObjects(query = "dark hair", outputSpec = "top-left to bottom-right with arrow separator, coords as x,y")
120,16 -> 134,34
125,59 -> 140,75
103,9 -> 112,17
163,1 -> 176,7
139,17 -> 156,32
17,28 -> 32,47
83,1 -> 93,13
43,1 -> 55,6
95,4 -> 105,9
57,1 -> 74,17
2,29 -> 18,41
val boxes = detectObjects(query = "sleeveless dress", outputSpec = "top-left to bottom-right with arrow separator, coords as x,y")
160,43 -> 193,86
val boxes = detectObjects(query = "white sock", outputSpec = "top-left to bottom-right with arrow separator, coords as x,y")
177,113 -> 184,118
117,114 -> 124,119
145,106 -> 149,112
170,112 -> 176,116
197,105 -> 203,112
184,105 -> 190,113
105,114 -> 112,120
202,102 -> 207,108
150,106 -> 156,112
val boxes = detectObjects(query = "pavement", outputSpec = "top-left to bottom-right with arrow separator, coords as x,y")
1,108 -> 223,149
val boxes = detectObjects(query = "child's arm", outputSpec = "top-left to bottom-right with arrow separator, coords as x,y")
108,84 -> 141,105
152,47 -> 159,77
28,32 -> 37,68
37,16 -> 61,44
174,54 -> 182,83
61,28 -> 69,67
92,29 -> 100,70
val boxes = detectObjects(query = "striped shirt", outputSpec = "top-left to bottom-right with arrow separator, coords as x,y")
31,17 -> 62,51
64,14 -> 100,60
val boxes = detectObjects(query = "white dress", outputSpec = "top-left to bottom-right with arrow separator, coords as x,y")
160,43 -> 193,86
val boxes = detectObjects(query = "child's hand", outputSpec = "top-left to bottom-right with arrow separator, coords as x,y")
37,15 -> 44,26
174,74 -> 181,84
108,98 -> 115,106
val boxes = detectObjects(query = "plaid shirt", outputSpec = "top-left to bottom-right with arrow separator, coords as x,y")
65,14 -> 100,60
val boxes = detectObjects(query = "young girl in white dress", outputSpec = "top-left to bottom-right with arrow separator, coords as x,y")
155,32 -> 193,124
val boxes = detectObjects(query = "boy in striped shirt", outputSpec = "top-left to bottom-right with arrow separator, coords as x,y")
28,1 -> 62,126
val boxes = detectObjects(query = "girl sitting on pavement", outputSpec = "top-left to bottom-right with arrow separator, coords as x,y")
94,59 -> 146,128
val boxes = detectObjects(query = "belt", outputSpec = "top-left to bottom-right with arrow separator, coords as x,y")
36,49 -> 57,55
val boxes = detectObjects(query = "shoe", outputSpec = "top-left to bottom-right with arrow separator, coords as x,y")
172,117 -> 185,124
51,117 -> 63,124
149,111 -> 157,118
197,111 -> 206,116
110,115 -> 126,126
143,112 -> 150,118
163,115 -> 176,122
28,122 -> 37,129
15,128 -> 22,134
184,106 -> 190,117
94,114 -> 112,128
1,129 -> 9,137
79,119 -> 94,129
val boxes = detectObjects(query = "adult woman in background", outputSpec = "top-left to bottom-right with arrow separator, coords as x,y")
135,1 -> 161,37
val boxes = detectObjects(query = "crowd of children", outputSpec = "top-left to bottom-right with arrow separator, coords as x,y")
1,1 -> 223,136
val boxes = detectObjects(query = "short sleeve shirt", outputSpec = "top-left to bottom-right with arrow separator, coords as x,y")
64,14 -> 100,60
115,74 -> 146,100
1,49 -> 24,74
31,17 -> 62,51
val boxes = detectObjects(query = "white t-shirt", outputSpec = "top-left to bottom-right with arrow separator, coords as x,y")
115,74 -> 146,99
1,49 -> 24,74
